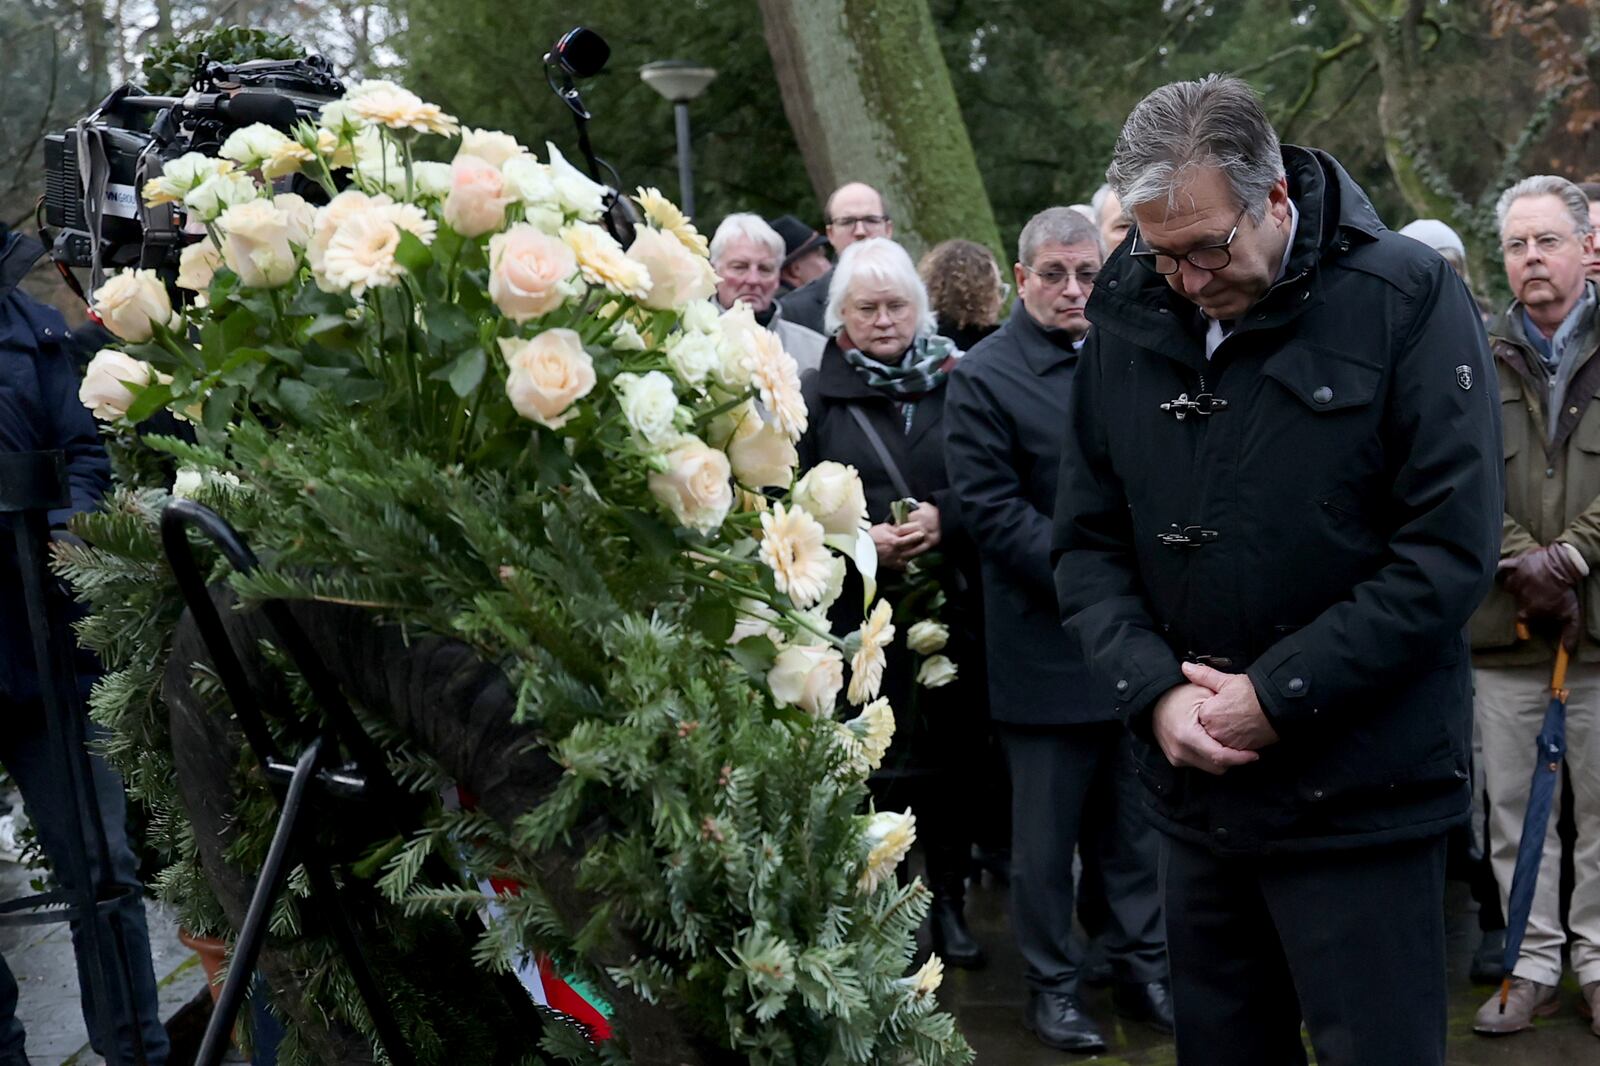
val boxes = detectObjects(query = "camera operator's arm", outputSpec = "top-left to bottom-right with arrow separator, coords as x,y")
37,309 -> 111,528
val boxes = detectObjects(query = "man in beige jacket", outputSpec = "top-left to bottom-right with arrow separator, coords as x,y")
1473,174 -> 1600,1039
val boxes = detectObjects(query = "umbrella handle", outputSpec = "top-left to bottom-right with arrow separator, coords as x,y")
1515,623 -> 1572,697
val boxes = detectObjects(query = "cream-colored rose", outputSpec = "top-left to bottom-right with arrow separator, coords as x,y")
627,226 -> 718,311
916,654 -> 958,689
545,142 -> 606,219
444,156 -> 513,237
767,644 -> 844,717
78,349 -> 154,420
92,269 -> 174,343
319,99 -> 367,138
792,461 -> 869,536
730,597 -> 781,645
712,302 -> 761,391
818,553 -> 847,611
487,224 -> 577,323
648,434 -> 734,533
455,127 -> 524,168
501,155 -> 555,206
905,619 -> 949,656
142,153 -> 233,206
183,171 -> 258,222
613,371 -> 681,447
610,319 -> 646,351
717,404 -> 797,489
500,329 -> 596,429
665,328 -> 722,387
175,239 -> 223,293
217,199 -> 297,288
219,123 -> 299,173
273,194 -> 317,247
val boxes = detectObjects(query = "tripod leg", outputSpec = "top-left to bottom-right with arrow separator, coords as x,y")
195,739 -> 324,1066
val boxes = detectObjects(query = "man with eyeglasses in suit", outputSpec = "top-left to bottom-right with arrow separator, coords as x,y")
945,205 -> 1171,1053
778,181 -> 892,334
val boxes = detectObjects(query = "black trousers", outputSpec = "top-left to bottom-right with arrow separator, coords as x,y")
1000,721 -> 1166,993
1164,832 -> 1448,1066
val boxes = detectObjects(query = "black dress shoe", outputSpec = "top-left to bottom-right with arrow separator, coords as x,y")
1113,978 -> 1176,1034
1024,991 -> 1107,1053
929,896 -> 986,969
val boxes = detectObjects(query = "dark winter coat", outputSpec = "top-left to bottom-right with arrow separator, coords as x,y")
0,229 -> 111,702
944,303 -> 1106,725
1051,146 -> 1502,855
797,339 -> 981,775
778,267 -> 831,335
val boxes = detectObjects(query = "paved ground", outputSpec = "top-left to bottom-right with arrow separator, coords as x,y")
1,853 -> 1593,1064
942,875 -> 1595,1064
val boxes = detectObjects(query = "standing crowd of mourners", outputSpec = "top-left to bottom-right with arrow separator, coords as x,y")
706,72 -> 1600,1063
7,65 -> 1600,1065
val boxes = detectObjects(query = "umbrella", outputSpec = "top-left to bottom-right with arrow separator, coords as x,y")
1497,623 -> 1570,1013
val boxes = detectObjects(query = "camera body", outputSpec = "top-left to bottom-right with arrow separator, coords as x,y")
43,56 -> 344,277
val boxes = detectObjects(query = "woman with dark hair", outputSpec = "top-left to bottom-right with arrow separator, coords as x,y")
918,239 -> 1005,352
796,237 -> 986,968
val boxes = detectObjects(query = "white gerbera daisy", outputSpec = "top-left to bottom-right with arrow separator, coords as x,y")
758,504 -> 833,608
848,599 -> 896,705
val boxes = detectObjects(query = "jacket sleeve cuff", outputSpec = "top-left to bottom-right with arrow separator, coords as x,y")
1557,540 -> 1591,578
1246,644 -> 1318,738
1114,661 -> 1186,740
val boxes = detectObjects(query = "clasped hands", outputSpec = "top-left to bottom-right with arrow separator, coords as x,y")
1151,661 -> 1280,776
870,502 -> 941,570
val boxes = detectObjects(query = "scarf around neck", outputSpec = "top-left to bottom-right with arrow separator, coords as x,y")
841,334 -> 955,399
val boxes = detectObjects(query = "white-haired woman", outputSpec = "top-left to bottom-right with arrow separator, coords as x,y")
796,236 -> 986,968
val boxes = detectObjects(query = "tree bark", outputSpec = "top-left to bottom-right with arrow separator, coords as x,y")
757,0 -> 1001,259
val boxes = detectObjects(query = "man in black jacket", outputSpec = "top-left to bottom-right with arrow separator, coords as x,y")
0,227 -> 170,1065
945,206 -> 1169,1053
1052,76 -> 1501,1065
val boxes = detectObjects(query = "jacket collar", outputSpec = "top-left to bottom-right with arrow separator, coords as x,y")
1005,300 -> 1080,374
0,229 -> 45,297
1084,145 -> 1381,366
815,339 -> 891,401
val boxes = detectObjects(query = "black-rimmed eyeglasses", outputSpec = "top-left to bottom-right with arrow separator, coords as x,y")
1129,206 -> 1248,275
1022,264 -> 1098,288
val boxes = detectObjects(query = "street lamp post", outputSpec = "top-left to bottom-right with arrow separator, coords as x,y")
639,60 -> 717,218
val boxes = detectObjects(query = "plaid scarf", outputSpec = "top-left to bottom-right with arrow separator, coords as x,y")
840,334 -> 955,399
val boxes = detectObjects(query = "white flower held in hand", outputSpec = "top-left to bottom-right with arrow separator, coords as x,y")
792,461 -> 869,536
79,350 -> 155,420
92,269 -> 174,343
767,644 -> 845,717
916,654 -> 958,689
500,329 -> 596,430
905,619 -> 949,656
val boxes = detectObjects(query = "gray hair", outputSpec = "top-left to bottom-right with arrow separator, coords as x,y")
709,213 -> 785,266
1090,183 -> 1115,221
1107,74 -> 1285,223
1494,175 -> 1593,238
1018,206 -> 1104,265
824,237 -> 935,339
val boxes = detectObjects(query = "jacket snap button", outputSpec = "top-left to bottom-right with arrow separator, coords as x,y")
1115,679 -> 1129,693
1571,406 -> 1580,415
1213,827 -> 1229,840
1287,677 -> 1306,692
1312,788 -> 1324,800
1312,387 -> 1333,404
1301,291 -> 1310,301
1108,279 -> 1118,289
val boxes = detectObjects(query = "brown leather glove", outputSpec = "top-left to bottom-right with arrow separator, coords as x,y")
1498,543 -> 1585,650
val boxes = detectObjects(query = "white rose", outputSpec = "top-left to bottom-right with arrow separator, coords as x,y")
219,123 -> 292,170
817,553 -> 847,612
78,349 -> 154,420
665,329 -> 722,387
767,644 -> 844,717
792,461 -> 869,536
614,371 -> 682,447
92,269 -> 174,343
648,434 -> 733,533
183,171 -> 258,222
175,238 -> 223,293
319,98 -> 369,136
682,299 -> 720,335
487,224 -> 578,322
712,302 -> 763,391
217,199 -> 297,288
730,598 -> 780,645
610,319 -> 646,351
627,226 -> 718,311
724,410 -> 797,490
456,128 -> 524,169
272,193 -> 317,248
500,329 -> 596,429
916,654 -> 958,689
544,141 -> 606,219
171,468 -> 204,499
142,152 -> 232,206
501,155 -> 556,208
412,161 -> 454,199
905,619 -> 949,656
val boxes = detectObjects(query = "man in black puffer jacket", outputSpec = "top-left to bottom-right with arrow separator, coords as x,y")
1051,76 -> 1501,1066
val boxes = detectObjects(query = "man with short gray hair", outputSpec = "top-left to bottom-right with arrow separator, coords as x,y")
1052,74 -> 1501,1064
709,213 -> 825,374
1470,173 -> 1600,1038
946,206 -> 1170,1053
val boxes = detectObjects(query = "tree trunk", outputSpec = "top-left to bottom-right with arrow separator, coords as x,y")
757,0 -> 1001,259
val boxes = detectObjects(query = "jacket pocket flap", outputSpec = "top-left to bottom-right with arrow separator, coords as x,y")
1263,343 -> 1383,412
